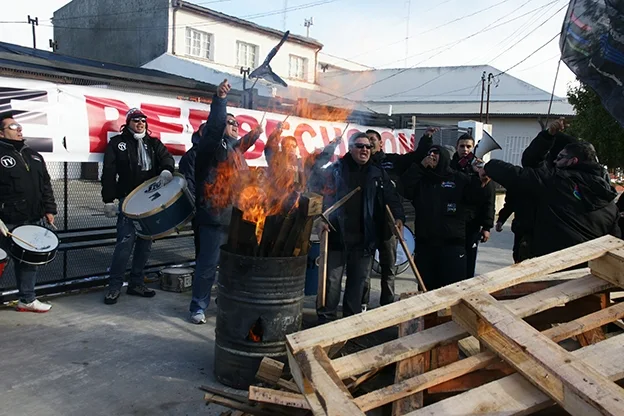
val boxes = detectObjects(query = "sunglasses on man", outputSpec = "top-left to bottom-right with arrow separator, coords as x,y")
131,118 -> 146,123
354,143 -> 373,150
226,119 -> 239,127
428,149 -> 440,155
2,123 -> 21,131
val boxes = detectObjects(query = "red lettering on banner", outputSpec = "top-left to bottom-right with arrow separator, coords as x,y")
140,103 -> 185,155
85,96 -> 129,153
236,114 -> 263,159
293,123 -> 316,158
382,131 -> 397,154
189,109 -> 209,132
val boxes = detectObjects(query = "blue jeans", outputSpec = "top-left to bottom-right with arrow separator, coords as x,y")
189,224 -> 227,314
107,200 -> 152,291
2,221 -> 41,303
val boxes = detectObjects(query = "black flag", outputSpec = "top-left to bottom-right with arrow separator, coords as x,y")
249,31 -> 289,87
561,0 -> 624,125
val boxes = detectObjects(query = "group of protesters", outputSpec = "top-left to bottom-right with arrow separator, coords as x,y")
0,79 -> 620,324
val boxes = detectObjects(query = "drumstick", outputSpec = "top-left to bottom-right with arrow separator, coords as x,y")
340,122 -> 350,138
259,111 -> 266,126
385,205 -> 427,292
7,232 -> 39,250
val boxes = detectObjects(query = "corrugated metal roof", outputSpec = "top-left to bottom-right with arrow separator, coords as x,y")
318,65 -> 565,102
366,99 -> 574,116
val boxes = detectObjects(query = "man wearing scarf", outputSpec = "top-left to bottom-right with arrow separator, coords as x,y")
101,108 -> 175,305
402,144 -> 484,290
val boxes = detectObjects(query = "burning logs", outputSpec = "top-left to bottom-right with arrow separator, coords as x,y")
227,192 -> 323,258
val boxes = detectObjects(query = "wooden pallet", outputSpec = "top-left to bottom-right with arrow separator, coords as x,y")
281,236 -> 624,415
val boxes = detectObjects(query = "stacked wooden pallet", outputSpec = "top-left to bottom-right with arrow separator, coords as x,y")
270,235 -> 624,415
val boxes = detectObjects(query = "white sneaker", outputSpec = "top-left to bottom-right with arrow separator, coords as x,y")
16,299 -> 52,313
190,311 -> 206,324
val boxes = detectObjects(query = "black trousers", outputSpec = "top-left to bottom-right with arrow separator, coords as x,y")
317,248 -> 373,323
362,236 -> 397,306
414,244 -> 467,291
513,231 -> 531,263
465,227 -> 481,279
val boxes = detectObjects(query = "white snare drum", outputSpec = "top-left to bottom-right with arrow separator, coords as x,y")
8,224 -> 59,265
372,225 -> 415,275
0,248 -> 8,278
122,173 -> 195,240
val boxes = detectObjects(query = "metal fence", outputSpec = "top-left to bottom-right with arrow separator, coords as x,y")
0,162 -> 195,301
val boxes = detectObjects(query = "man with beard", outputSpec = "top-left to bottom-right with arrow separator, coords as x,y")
315,132 -> 404,323
190,79 -> 263,324
402,144 -> 485,290
450,133 -> 495,278
361,128 -> 435,307
478,141 -> 619,259
101,108 -> 175,305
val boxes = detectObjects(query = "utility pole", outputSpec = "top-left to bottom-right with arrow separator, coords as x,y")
304,17 -> 313,38
479,71 -> 486,122
49,39 -> 58,51
240,67 -> 253,109
28,15 -> 38,49
405,0 -> 411,67
485,73 -> 494,124
282,0 -> 288,32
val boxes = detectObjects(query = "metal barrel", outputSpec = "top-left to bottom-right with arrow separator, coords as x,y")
214,247 -> 307,389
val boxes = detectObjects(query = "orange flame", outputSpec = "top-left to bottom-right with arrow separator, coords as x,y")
247,317 -> 263,343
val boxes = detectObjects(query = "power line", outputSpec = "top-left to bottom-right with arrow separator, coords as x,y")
494,31 -> 560,76
346,0 -> 514,61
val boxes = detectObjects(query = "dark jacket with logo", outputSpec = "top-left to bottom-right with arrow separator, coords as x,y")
450,153 -> 495,232
485,159 -> 620,257
195,95 -> 261,227
402,145 -> 481,246
101,131 -> 174,204
0,139 -> 56,224
315,153 -> 405,253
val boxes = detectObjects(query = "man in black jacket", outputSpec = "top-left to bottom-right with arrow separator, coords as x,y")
361,128 -> 434,307
450,133 -> 495,278
179,123 -> 204,257
190,79 -> 262,325
315,132 -> 404,322
0,114 -> 56,312
402,144 -> 484,290
101,108 -> 175,305
480,141 -> 619,258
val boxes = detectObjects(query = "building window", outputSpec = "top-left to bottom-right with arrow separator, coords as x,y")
236,41 -> 258,68
289,55 -> 307,80
185,27 -> 212,60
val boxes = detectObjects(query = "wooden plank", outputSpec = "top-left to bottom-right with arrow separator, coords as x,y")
407,333 -> 624,416
458,337 -> 481,357
392,300 -> 425,415
255,357 -> 284,385
287,236 -> 624,353
332,274 -> 611,379
317,229 -> 328,309
453,292 -> 624,416
354,300 -> 624,412
590,248 -> 624,289
290,346 -> 364,416
287,347 -> 326,416
248,386 -> 310,410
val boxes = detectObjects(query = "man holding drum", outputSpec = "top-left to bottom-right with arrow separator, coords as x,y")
0,113 -> 56,312
101,108 -> 175,305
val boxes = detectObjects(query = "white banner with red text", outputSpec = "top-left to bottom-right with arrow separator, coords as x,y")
0,76 -> 416,165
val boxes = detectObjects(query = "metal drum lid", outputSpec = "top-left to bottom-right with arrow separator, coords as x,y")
0,248 -> 7,261
161,267 -> 194,275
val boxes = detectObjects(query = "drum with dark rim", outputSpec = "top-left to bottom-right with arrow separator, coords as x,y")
8,224 -> 59,266
122,173 -> 195,240
372,225 -> 415,275
0,248 -> 8,278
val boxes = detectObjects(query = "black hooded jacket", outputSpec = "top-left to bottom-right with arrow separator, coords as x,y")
314,153 -> 405,253
450,152 -> 495,232
402,145 -> 482,246
484,159 -> 620,257
101,130 -> 175,203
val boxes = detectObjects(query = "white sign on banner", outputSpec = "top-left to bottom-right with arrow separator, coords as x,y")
0,76 -> 416,164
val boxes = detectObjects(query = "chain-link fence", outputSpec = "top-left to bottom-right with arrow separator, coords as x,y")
0,162 -> 194,300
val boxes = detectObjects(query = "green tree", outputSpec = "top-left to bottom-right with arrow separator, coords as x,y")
567,83 -> 624,169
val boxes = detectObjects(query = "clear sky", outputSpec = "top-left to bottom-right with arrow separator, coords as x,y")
0,0 -> 576,98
